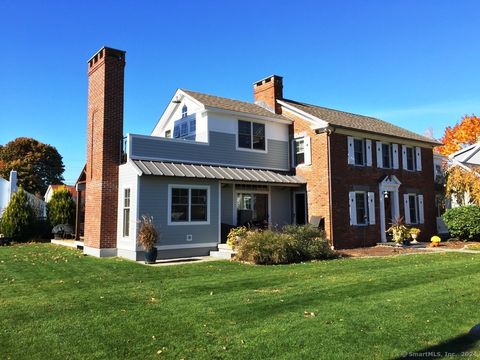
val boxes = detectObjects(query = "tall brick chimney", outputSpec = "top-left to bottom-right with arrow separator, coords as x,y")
253,75 -> 283,114
84,47 -> 126,257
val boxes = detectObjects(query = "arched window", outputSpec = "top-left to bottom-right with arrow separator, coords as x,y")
182,105 -> 188,118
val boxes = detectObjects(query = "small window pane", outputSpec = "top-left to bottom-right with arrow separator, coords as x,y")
180,122 -> 188,136
165,130 -> 171,138
295,139 -> 305,165
238,120 -> 252,148
171,188 -> 189,222
124,188 -> 130,208
252,123 -> 265,150
406,147 -> 415,170
354,139 -> 365,165
382,143 -> 391,168
409,195 -> 417,223
355,192 -> 367,224
182,105 -> 188,118
123,209 -> 130,237
173,125 -> 180,138
189,119 -> 196,133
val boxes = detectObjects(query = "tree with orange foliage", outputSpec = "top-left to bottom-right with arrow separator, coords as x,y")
445,166 -> 480,206
437,115 -> 480,155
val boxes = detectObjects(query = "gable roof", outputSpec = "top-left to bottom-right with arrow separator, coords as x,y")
181,89 -> 290,122
449,142 -> 480,165
280,99 -> 440,145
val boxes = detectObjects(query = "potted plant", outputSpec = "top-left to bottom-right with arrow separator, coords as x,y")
409,227 -> 421,244
430,235 -> 441,247
386,217 -> 409,246
138,215 -> 159,264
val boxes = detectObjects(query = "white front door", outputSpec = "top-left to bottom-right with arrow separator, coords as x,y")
379,176 -> 401,242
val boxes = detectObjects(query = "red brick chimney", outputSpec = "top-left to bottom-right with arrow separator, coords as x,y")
253,75 -> 283,114
84,47 -> 126,256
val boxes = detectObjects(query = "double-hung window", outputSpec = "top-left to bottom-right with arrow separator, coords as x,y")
382,143 -> 392,168
123,188 -> 130,237
402,145 -> 422,171
354,139 -> 365,166
169,186 -> 209,224
403,193 -> 424,224
295,138 -> 305,166
349,191 -> 376,226
238,120 -> 265,151
348,137 -> 372,166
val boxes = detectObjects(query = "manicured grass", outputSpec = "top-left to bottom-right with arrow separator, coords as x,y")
1,244 -> 480,359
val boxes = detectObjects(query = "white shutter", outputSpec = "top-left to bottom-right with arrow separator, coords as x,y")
418,194 -> 424,224
366,139 -> 372,167
392,144 -> 399,169
404,194 -> 411,224
349,192 -> 357,225
376,142 -> 383,168
415,147 -> 422,171
347,136 -> 355,165
367,192 -> 376,225
304,136 -> 312,166
402,145 -> 408,170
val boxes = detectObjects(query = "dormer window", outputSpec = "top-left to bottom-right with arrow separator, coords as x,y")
182,105 -> 188,118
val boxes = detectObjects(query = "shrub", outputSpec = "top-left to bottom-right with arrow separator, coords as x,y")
442,206 -> 480,241
226,226 -> 248,248
0,187 -> 34,240
234,225 -> 336,265
137,215 -> 158,251
47,187 -> 76,227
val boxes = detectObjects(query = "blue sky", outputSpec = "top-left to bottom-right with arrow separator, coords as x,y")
1,0 -> 479,185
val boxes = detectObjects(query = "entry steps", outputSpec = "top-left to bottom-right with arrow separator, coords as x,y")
209,243 -> 235,260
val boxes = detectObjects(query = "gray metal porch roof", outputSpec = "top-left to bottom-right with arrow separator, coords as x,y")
132,160 -> 305,185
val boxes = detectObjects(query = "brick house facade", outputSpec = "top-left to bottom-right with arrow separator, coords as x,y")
79,47 -> 439,259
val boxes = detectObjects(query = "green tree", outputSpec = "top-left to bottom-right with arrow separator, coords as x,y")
47,187 -> 76,227
0,187 -> 34,240
0,137 -> 64,195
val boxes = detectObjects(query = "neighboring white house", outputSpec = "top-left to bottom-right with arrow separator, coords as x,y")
448,142 -> 480,207
0,170 -> 46,219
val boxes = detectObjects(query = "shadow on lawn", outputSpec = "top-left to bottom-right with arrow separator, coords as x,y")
395,326 -> 480,359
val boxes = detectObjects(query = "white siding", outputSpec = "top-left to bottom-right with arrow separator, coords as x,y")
117,162 -> 139,252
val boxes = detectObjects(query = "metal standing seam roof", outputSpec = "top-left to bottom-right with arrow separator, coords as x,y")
132,160 -> 306,185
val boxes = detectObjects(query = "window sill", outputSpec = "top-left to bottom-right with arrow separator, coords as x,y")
236,147 -> 267,154
168,221 -> 210,226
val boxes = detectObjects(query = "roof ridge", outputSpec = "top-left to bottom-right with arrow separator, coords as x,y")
181,88 -> 263,108
282,98 -> 384,122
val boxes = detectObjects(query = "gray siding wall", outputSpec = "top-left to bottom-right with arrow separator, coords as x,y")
131,131 -> 289,170
270,186 -> 293,227
221,184 -> 234,225
138,176 -> 219,247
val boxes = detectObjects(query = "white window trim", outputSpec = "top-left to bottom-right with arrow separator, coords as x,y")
167,184 -> 210,226
349,190 -> 374,226
236,119 -> 268,153
378,142 -> 393,169
122,187 -> 131,238
402,145 -> 417,171
292,136 -> 311,167
348,137 -> 371,167
404,193 -> 424,225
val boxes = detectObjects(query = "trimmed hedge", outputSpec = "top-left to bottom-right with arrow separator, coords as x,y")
233,225 -> 336,265
442,205 -> 480,241
47,187 -> 75,227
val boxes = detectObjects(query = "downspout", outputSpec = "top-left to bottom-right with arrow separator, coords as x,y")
315,126 -> 335,248
326,128 -> 334,249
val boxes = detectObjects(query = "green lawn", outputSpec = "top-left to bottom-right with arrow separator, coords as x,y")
1,244 -> 480,360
